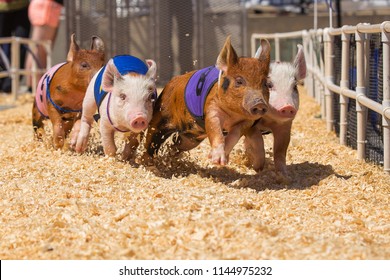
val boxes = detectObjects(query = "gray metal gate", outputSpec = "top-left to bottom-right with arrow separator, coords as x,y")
65,0 -> 247,86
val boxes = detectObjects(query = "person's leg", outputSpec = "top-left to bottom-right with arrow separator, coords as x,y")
13,7 -> 31,68
25,25 -> 57,89
26,0 -> 62,89
0,11 -> 13,92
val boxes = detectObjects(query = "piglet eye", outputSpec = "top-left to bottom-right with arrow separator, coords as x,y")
266,81 -> 273,89
235,77 -> 245,87
80,61 -> 90,69
148,92 -> 156,102
119,93 -> 126,101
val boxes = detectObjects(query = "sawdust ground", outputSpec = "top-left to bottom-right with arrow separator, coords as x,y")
0,88 -> 389,260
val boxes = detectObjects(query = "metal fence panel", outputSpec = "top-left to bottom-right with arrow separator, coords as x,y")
251,22 -> 390,173
64,0 -> 247,86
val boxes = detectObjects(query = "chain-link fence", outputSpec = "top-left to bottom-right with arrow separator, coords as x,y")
65,0 -> 247,86
331,33 -> 384,166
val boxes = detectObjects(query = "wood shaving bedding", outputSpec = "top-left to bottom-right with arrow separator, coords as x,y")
0,87 -> 389,260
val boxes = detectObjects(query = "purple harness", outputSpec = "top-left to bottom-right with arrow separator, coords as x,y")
184,66 -> 219,128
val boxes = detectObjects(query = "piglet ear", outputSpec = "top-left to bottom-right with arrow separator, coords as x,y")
145,59 -> 157,81
254,39 -> 271,63
294,44 -> 306,81
216,35 -> 238,72
254,45 -> 262,59
67,33 -> 80,62
102,58 -> 121,92
256,39 -> 271,66
90,35 -> 105,53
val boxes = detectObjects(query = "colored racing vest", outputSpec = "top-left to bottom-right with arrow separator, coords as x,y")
184,66 -> 220,128
93,55 -> 150,109
35,62 -> 67,118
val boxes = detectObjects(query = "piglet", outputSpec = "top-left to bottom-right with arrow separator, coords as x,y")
32,34 -> 105,149
245,44 -> 306,174
73,55 -> 157,160
141,36 -> 271,167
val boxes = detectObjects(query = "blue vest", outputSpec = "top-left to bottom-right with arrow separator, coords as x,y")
94,55 -> 149,109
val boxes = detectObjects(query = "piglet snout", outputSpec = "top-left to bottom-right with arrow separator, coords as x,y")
130,114 -> 148,131
277,105 -> 297,118
250,100 -> 268,116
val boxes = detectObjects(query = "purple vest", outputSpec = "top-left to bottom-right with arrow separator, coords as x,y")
184,66 -> 219,128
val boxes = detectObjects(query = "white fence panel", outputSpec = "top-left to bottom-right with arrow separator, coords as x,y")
252,21 -> 390,174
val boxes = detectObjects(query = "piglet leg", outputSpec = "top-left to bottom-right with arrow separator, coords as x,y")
205,114 -> 227,165
52,120 -> 66,149
75,83 -> 97,153
244,126 -> 265,172
69,119 -> 81,149
32,100 -> 45,140
100,122 -> 117,157
122,132 -> 143,161
75,116 -> 93,153
223,125 -> 245,163
271,122 -> 292,175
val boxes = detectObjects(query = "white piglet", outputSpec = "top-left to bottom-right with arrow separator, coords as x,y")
245,44 -> 306,174
73,55 -> 157,160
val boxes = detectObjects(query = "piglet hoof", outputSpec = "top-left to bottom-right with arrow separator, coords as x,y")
275,171 -> 292,185
253,165 -> 265,173
137,154 -> 154,166
69,122 -> 81,150
208,147 -> 228,166
121,146 -> 136,162
121,152 -> 135,162
274,164 -> 288,176
69,135 -> 78,151
74,134 -> 89,154
33,128 -> 45,141
74,143 -> 84,154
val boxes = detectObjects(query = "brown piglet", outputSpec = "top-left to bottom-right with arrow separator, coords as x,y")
141,36 -> 271,167
32,34 -> 105,149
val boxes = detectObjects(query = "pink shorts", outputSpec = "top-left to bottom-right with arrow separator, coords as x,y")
28,0 -> 63,28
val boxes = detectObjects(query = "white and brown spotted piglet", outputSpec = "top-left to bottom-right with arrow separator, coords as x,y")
141,35 -> 271,168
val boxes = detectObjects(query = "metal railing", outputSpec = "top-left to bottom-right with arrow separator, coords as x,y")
251,21 -> 390,174
0,37 -> 52,101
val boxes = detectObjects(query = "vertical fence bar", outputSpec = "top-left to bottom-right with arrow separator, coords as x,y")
313,31 -> 322,105
313,33 -> 318,101
302,31 -> 311,97
275,37 -> 280,61
381,22 -> 390,173
29,41 -> 38,95
340,30 -> 350,145
318,30 -> 326,118
355,26 -> 367,160
307,32 -> 314,98
45,40 -> 52,70
323,28 -> 335,131
251,36 -> 256,58
10,37 -> 20,101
